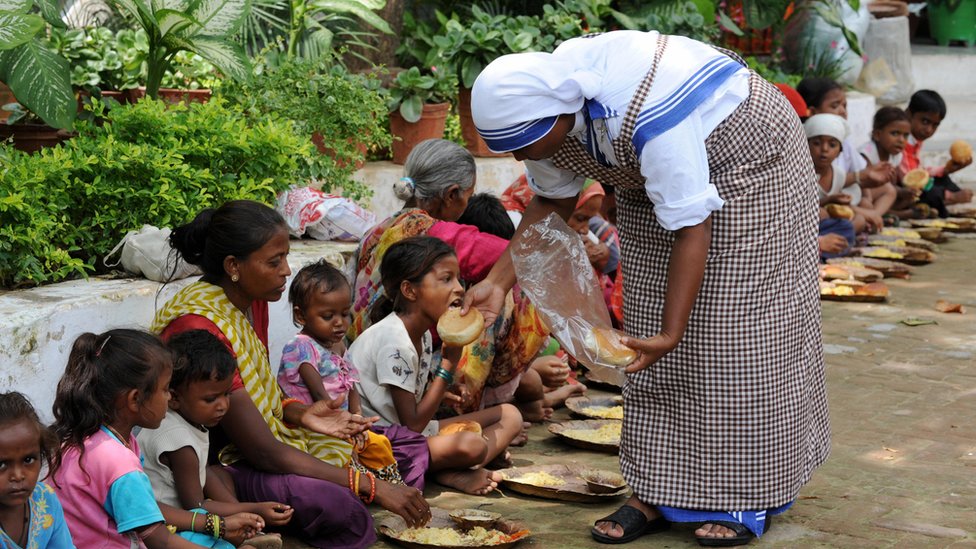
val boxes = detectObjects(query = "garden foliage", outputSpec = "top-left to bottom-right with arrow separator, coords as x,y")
0,98 -> 334,288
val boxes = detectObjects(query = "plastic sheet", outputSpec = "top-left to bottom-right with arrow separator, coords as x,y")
856,16 -> 915,105
783,0 -> 871,86
276,186 -> 376,242
511,213 -> 630,380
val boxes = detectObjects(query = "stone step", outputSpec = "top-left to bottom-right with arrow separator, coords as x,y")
910,44 -> 976,99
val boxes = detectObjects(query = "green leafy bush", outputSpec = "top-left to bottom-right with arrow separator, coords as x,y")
0,97 -> 347,288
219,57 -> 390,177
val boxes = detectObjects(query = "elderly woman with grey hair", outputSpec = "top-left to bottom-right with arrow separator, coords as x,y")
348,139 -> 561,424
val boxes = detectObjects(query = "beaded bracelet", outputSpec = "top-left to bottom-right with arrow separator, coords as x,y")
433,367 -> 454,385
361,471 -> 376,504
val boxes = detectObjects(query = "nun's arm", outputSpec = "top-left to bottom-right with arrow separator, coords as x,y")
463,193 -> 577,324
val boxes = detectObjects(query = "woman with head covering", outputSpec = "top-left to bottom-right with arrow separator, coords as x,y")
466,30 -> 829,546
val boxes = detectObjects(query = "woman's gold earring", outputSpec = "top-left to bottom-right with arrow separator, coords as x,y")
231,274 -> 239,282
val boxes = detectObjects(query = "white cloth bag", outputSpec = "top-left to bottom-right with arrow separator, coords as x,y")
104,225 -> 200,282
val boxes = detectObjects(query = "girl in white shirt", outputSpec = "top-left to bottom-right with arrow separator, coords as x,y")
347,236 -> 523,496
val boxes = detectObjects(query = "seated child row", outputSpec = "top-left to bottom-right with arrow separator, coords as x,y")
0,236 -> 526,549
793,79 -> 974,258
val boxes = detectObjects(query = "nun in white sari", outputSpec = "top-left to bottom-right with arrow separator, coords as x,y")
465,30 -> 830,546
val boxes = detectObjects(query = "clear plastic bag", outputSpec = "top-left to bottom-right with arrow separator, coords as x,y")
856,16 -> 915,105
511,213 -> 631,382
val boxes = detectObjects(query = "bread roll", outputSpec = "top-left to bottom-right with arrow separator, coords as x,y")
437,307 -> 485,346
855,282 -> 889,297
584,327 -> 637,367
903,168 -> 930,190
825,204 -> 855,220
438,421 -> 483,436
820,265 -> 853,280
950,140 -> 972,164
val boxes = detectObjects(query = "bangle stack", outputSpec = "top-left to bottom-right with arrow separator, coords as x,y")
433,367 -> 454,385
348,466 -> 377,504
203,513 -> 225,539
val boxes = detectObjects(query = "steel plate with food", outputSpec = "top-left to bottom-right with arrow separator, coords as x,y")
498,463 -> 628,502
379,509 -> 529,549
548,419 -> 621,453
566,395 -> 624,420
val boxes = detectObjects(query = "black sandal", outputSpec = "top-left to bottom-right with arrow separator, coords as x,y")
591,505 -> 670,544
695,517 -> 771,547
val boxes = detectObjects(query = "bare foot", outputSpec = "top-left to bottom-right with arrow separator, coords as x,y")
593,496 -> 659,539
434,469 -> 503,495
543,383 -> 586,409
485,450 -> 513,470
695,523 -> 738,540
511,421 -> 531,447
517,399 -> 553,423
241,533 -> 283,549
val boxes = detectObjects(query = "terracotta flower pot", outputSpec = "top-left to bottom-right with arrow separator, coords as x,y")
124,88 -> 211,105
458,87 -> 508,158
389,102 -> 450,165
0,123 -> 73,154
0,82 -> 16,122
311,133 -> 369,170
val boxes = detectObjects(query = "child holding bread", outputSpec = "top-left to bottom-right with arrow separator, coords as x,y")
347,236 -> 524,495
806,113 -> 881,234
902,90 -> 974,216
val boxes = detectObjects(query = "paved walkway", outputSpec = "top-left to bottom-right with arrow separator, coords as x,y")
278,228 -> 976,548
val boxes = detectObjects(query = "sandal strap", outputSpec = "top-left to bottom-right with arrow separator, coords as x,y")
595,505 -> 648,530
699,520 -> 751,537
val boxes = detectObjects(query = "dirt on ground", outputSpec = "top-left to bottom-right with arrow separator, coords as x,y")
284,231 -> 976,549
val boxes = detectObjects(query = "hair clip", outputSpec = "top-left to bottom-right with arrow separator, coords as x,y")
399,176 -> 415,190
96,335 -> 111,357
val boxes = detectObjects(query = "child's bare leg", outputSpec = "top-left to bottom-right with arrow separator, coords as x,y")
543,383 -> 586,409
443,404 -> 522,467
427,433 -> 501,495
513,368 -> 552,422
946,188 -> 973,204
867,183 -> 897,216
204,464 -> 239,501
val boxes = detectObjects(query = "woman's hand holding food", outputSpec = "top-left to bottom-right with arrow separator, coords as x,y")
620,332 -> 680,374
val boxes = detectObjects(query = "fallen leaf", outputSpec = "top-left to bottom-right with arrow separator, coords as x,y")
901,317 -> 938,326
935,300 -> 966,314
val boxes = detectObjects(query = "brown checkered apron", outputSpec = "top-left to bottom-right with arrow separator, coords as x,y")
551,36 -> 830,510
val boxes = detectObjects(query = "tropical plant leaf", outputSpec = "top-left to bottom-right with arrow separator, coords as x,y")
0,0 -> 31,14
847,0 -> 860,11
742,0 -> 791,30
113,0 -> 157,31
309,0 -> 392,34
156,9 -> 198,37
841,27 -> 863,56
190,0 -> 251,36
717,10 -> 745,36
34,0 -> 66,28
238,0 -> 288,56
182,34 -> 250,81
0,39 -> 74,129
0,13 -> 43,51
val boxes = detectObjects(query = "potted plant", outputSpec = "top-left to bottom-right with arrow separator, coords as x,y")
47,26 -> 149,112
154,51 -> 222,104
0,103 -> 73,153
107,0 -> 251,100
0,0 -> 76,132
386,65 -> 456,165
220,57 -> 390,171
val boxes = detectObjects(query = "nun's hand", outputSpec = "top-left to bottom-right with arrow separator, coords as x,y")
462,279 -> 506,326
620,333 -> 679,374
